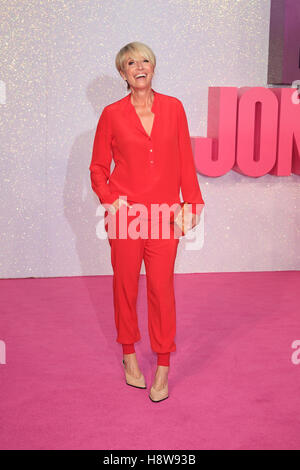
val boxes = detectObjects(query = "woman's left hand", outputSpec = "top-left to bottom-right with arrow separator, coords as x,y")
174,203 -> 200,235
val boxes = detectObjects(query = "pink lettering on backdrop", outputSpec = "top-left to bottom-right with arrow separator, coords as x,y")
270,87 -> 300,175
192,87 -> 300,177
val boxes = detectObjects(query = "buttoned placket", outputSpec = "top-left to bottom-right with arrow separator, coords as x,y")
149,137 -> 154,165
128,89 -> 158,167
148,90 -> 157,167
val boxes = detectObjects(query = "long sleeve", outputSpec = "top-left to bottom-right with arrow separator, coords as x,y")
89,106 -> 119,207
177,100 -> 205,216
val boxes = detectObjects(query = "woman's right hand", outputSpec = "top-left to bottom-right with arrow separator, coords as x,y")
108,198 -> 131,214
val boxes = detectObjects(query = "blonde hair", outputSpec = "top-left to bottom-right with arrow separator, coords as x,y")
115,41 -> 156,91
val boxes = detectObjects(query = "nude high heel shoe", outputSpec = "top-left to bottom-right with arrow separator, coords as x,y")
122,359 -> 147,389
149,383 -> 169,402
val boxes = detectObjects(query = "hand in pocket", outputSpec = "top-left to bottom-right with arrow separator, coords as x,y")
108,198 -> 132,215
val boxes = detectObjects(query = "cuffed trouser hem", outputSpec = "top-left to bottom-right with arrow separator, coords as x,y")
122,343 -> 135,355
122,345 -> 170,366
157,352 -> 170,366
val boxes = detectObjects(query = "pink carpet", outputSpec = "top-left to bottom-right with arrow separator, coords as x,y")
0,271 -> 299,450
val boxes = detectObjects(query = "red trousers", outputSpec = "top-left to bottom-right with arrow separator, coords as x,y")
105,203 -> 180,366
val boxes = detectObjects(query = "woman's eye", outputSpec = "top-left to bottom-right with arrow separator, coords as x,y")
128,59 -> 149,65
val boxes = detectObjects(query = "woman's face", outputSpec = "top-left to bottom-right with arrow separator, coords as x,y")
120,53 -> 154,90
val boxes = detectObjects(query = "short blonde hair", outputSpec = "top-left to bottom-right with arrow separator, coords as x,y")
115,41 -> 156,91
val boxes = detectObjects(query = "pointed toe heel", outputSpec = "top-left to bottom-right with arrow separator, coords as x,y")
122,359 -> 147,389
149,384 -> 169,402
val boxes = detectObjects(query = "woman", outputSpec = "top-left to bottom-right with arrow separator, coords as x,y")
89,41 -> 205,402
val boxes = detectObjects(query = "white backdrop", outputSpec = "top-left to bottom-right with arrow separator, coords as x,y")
1,0 -> 299,278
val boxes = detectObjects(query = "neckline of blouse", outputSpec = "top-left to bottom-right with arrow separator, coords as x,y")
128,88 -> 157,113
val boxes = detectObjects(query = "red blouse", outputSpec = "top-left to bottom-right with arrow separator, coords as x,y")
89,88 -> 205,215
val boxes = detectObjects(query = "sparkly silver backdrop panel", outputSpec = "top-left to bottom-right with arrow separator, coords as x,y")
1,0 -> 299,278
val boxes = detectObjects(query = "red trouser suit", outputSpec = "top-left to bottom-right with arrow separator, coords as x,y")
89,89 -> 205,367
106,204 -> 179,366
